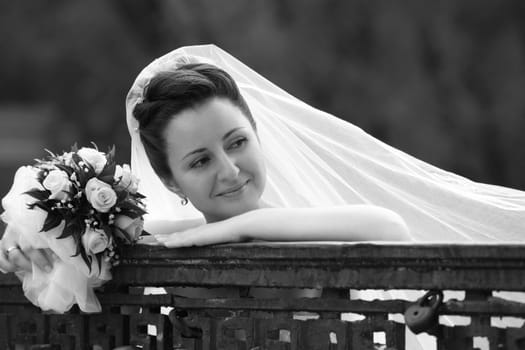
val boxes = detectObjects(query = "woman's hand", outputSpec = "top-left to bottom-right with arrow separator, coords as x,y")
150,204 -> 412,249
135,235 -> 164,246
153,220 -> 244,248
0,227 -> 53,274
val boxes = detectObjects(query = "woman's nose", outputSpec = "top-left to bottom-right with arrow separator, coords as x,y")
216,154 -> 240,181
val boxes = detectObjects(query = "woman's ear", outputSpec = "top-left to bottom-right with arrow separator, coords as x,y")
161,178 -> 185,198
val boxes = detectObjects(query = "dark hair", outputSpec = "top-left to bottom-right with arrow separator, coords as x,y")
133,63 -> 255,182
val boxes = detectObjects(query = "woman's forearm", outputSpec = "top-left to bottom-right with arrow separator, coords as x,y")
232,205 -> 411,242
153,205 -> 411,248
144,217 -> 205,235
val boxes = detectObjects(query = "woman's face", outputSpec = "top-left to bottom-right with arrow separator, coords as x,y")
163,97 -> 266,222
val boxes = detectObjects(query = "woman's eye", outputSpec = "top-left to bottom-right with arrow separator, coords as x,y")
229,137 -> 247,149
190,157 -> 209,169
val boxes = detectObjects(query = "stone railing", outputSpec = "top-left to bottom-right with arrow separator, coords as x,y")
1,242 -> 525,349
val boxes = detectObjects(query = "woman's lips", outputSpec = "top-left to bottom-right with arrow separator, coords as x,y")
217,180 -> 249,197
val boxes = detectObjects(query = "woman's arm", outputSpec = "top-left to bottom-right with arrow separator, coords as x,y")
155,205 -> 411,248
144,217 -> 206,235
238,205 -> 410,242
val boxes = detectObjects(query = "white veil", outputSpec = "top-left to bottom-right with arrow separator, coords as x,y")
126,44 -> 525,242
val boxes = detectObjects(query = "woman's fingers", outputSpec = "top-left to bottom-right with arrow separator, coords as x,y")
1,227 -> 28,271
0,248 -> 16,273
152,234 -> 172,246
23,247 -> 52,273
154,233 -> 189,248
4,247 -> 32,272
136,235 -> 163,246
1,226 -> 55,273
159,231 -> 206,248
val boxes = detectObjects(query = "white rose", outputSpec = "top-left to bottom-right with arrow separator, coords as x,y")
85,178 -> 117,213
114,164 -> 139,193
42,169 -> 72,201
77,147 -> 107,174
82,228 -> 110,254
114,215 -> 144,241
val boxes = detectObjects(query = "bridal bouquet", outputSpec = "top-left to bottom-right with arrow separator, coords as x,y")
0,145 -> 146,313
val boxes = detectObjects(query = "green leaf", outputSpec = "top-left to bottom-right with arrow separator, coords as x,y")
36,169 -> 47,183
95,253 -> 103,275
118,209 -> 140,220
98,162 -> 116,184
116,190 -> 128,202
57,219 -> 83,239
28,201 -> 52,213
72,153 -> 96,186
41,213 -> 63,232
118,201 -> 147,216
25,189 -> 51,201
44,149 -> 57,158
106,145 -> 116,163
113,226 -> 132,244
71,152 -> 83,166
80,249 -> 92,274
55,163 -> 74,176
101,225 -> 111,236
73,237 -> 92,274
134,192 -> 146,199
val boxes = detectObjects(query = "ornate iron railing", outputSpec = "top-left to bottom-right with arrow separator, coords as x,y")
1,242 -> 525,349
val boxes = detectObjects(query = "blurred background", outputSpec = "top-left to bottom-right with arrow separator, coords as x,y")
1,0 -> 525,206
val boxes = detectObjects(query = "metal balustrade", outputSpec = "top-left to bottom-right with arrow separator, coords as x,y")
1,242 -> 525,349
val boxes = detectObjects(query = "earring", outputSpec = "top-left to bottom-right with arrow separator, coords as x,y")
180,196 -> 189,206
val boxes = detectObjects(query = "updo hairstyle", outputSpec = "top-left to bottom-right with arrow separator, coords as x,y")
133,63 -> 255,183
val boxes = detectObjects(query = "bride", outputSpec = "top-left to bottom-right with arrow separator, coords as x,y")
126,44 -> 525,245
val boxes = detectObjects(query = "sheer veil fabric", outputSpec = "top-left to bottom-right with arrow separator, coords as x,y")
126,45 -> 525,350
126,44 -> 525,242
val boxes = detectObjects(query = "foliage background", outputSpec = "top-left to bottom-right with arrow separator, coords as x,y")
1,0 -> 524,208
